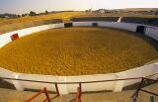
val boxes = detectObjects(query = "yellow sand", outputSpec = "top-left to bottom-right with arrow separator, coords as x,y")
0,27 -> 158,75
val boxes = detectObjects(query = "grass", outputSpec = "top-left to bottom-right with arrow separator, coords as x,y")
0,12 -> 87,33
1,11 -> 158,34
0,27 -> 158,76
0,12 -> 85,25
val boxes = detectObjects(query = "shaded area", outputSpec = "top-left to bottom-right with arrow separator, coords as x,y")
71,17 -> 119,22
0,79 -> 15,89
121,17 -> 158,26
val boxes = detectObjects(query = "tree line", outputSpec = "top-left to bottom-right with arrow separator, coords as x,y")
0,10 -> 50,18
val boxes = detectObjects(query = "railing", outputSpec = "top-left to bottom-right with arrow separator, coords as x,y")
74,83 -> 82,102
0,73 -> 157,101
131,77 -> 158,102
25,87 -> 51,102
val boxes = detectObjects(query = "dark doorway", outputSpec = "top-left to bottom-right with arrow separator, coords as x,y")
64,23 -> 73,28
136,26 -> 145,34
92,23 -> 98,27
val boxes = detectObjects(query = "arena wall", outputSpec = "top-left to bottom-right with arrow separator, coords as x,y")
0,23 -> 64,48
73,22 -> 140,32
0,63 -> 157,94
145,26 -> 158,41
0,22 -> 158,94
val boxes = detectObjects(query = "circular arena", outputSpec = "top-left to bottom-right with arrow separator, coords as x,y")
0,27 -> 158,76
0,21 -> 158,94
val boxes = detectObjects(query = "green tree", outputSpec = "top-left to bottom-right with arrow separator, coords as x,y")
45,10 -> 49,14
29,11 -> 36,16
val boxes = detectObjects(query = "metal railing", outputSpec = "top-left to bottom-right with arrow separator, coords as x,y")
0,72 -> 157,101
131,77 -> 158,102
25,87 -> 51,102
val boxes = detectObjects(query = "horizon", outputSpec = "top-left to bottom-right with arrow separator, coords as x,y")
0,8 -> 158,15
0,0 -> 158,14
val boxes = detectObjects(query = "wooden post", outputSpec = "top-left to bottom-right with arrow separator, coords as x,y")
131,78 -> 145,100
44,87 -> 51,102
79,83 -> 82,102
25,90 -> 44,102
55,83 -> 60,96
74,87 -> 82,102
79,82 -> 82,95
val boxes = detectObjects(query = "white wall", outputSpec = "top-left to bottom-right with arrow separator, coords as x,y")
145,26 -> 158,41
0,22 -> 158,94
115,63 -> 158,87
0,63 -> 157,94
73,21 -> 158,41
0,23 -> 64,48
73,22 -> 93,27
73,22 -> 140,32
65,74 -> 117,93
97,22 -> 140,32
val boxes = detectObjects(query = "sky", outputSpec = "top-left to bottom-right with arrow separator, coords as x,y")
0,0 -> 158,14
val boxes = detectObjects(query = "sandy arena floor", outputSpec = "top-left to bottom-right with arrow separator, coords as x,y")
0,27 -> 158,75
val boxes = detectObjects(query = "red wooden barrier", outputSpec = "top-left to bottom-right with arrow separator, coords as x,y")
11,33 -> 19,41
